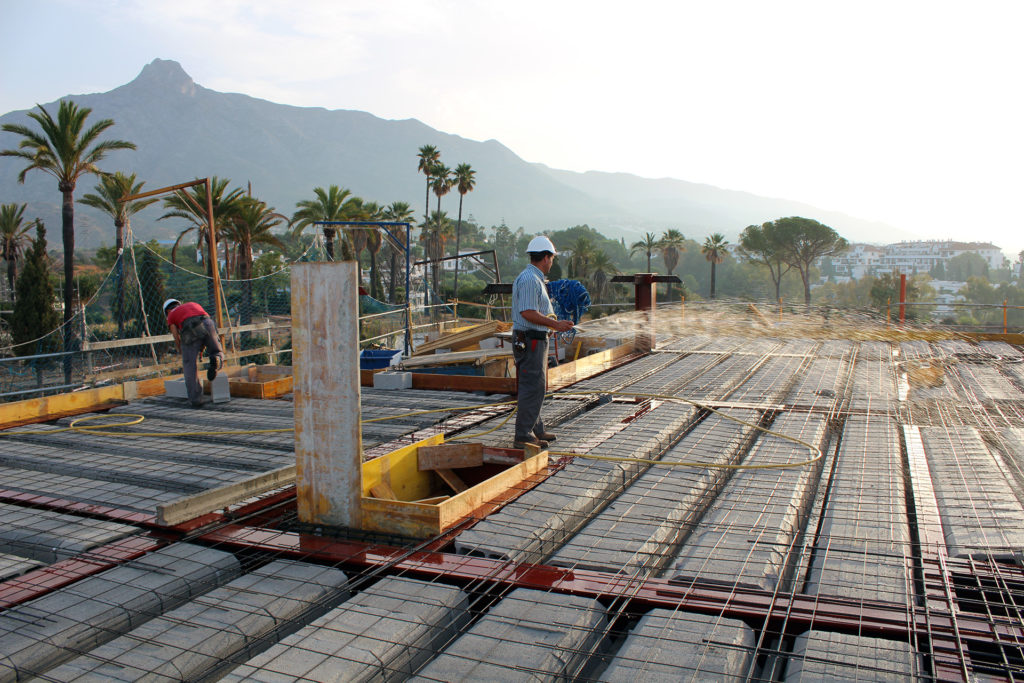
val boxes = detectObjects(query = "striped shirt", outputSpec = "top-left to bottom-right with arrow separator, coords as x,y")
511,263 -> 554,332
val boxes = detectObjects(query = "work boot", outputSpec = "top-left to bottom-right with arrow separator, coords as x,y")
534,431 -> 557,443
207,353 -> 224,381
513,436 -> 548,450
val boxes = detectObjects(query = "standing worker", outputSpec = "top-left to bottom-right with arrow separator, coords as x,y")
511,236 -> 574,449
163,298 -> 225,408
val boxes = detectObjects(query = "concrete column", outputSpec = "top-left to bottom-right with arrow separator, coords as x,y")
293,261 -> 363,527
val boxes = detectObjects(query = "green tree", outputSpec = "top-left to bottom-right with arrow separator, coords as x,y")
630,232 -> 658,272
567,236 -> 598,282
134,243 -> 167,337
291,185 -> 356,260
739,222 -> 794,301
225,197 -> 285,326
945,252 -> 989,281
421,210 -> 455,302
0,203 -> 33,298
416,145 -> 440,230
383,201 -> 414,303
658,229 -> 686,301
590,250 -> 620,304
11,222 -> 61,360
702,233 -> 729,299
770,217 -> 848,306
2,100 -> 136,379
452,162 -> 476,304
869,272 -> 934,322
80,172 -> 158,337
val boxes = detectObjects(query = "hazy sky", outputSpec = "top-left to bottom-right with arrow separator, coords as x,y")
3,1 -> 1023,254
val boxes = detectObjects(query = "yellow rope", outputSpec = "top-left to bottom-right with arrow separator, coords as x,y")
1,390 -> 823,470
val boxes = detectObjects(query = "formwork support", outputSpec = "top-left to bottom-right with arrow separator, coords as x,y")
293,262 -> 363,527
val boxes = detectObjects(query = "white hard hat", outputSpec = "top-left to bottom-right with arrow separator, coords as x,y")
526,235 -> 556,254
162,298 -> 181,313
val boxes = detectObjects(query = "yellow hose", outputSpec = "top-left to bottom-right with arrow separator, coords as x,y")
1,390 -> 822,471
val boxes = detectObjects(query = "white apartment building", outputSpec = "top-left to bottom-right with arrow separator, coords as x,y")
830,243 -> 885,279
824,240 -> 1005,279
875,240 -> 1004,274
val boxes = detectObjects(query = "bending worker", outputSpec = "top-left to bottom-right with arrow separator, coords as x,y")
163,298 -> 225,408
511,236 -> 574,449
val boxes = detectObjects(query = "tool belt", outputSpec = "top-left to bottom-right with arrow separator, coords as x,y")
179,315 -> 209,345
513,329 -> 548,342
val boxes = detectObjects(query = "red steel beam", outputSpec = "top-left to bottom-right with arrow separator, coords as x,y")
0,489 -> 156,526
0,535 -> 163,609
200,525 -> 1021,654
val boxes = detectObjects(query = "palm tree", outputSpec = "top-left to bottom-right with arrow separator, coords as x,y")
0,203 -> 33,299
428,164 -> 453,293
80,172 -> 158,336
383,201 -> 414,303
567,236 -> 598,282
292,185 -> 357,260
421,210 -> 454,300
590,251 -> 620,304
702,233 -> 729,299
630,232 -> 659,272
658,229 -> 687,301
1,99 -> 136,380
416,145 -> 440,229
225,196 -> 285,325
452,163 -> 476,304
160,177 -> 244,312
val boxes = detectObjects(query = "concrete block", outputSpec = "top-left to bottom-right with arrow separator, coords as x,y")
411,588 -> 607,682
374,371 -> 413,390
43,560 -> 349,683
600,609 -> 755,681
163,379 -> 188,398
0,543 -> 240,683
785,630 -> 923,681
222,576 -> 469,682
211,372 -> 230,403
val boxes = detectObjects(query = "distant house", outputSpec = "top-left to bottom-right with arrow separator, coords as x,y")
831,243 -> 885,279
821,240 -> 1005,280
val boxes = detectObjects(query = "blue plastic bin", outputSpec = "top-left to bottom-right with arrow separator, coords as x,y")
360,348 -> 401,370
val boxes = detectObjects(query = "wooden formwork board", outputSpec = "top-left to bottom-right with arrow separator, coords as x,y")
361,434 -> 548,538
359,342 -> 638,394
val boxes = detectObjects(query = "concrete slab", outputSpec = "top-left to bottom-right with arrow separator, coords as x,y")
42,559 -> 349,682
0,543 -> 240,683
410,588 -> 607,682
0,502 -> 138,563
786,630 -> 923,681
222,576 -> 468,682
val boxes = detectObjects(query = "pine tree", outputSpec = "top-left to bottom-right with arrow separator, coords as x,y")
11,222 -> 61,358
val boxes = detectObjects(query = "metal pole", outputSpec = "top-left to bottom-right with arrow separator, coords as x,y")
205,179 -> 223,330
405,223 -> 412,355
899,273 -> 907,325
1004,299 -> 1008,334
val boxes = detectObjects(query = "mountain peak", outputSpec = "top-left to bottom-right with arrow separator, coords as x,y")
130,59 -> 196,96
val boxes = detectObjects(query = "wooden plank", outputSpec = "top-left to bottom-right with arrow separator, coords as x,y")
410,373 -> 516,393
401,348 -> 512,368
411,495 -> 450,505
412,321 -> 508,356
436,468 -> 469,493
156,465 -> 296,526
548,343 -> 639,390
369,481 -> 398,500
0,384 -> 128,429
82,321 -> 280,351
418,443 -> 484,471
436,449 -> 548,530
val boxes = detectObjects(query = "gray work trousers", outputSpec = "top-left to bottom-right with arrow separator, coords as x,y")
513,334 -> 548,441
180,316 -> 224,406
